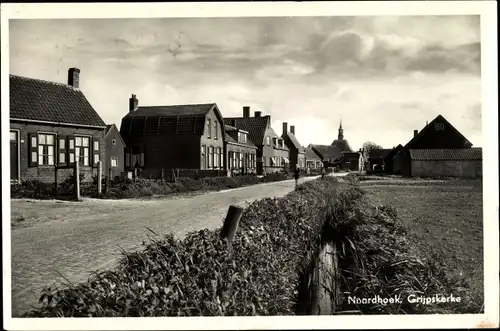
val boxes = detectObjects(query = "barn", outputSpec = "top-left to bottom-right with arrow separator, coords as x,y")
393,114 -> 482,178
409,148 -> 482,178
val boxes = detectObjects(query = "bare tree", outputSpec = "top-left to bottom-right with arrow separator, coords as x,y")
362,141 -> 383,158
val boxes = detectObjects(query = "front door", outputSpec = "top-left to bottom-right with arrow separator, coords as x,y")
10,130 -> 19,181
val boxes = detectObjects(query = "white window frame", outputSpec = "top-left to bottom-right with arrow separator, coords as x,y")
111,157 -> 118,167
75,135 -> 91,166
38,132 -> 56,166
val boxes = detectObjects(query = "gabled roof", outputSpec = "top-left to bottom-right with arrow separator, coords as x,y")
282,132 -> 306,153
223,116 -> 270,146
368,148 -> 393,160
224,125 -> 257,148
121,103 -> 225,136
305,146 -> 322,161
409,148 -> 482,161
105,124 -> 126,147
310,144 -> 344,161
331,139 -> 353,153
405,114 -> 473,149
9,74 -> 106,128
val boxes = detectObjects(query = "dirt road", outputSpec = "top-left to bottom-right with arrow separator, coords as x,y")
10,175 -> 344,317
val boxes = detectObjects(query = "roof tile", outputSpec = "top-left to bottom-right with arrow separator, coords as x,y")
409,148 -> 482,160
10,74 -> 106,127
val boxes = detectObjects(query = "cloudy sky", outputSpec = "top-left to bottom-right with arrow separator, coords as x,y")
9,16 -> 481,149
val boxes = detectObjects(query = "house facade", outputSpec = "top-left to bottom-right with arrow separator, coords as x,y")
305,146 -> 323,171
120,95 -> 226,178
224,107 -> 290,175
9,68 -> 106,184
104,124 -> 126,179
366,148 -> 393,172
393,115 -> 480,177
224,124 -> 258,175
281,123 -> 306,172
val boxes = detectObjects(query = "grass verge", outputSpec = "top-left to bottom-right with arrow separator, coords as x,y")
22,176 -> 481,316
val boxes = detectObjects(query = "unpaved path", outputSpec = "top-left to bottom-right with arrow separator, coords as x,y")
9,175 -> 347,317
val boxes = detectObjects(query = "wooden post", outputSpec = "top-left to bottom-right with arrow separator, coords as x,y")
54,166 -> 58,197
105,168 -> 111,195
97,161 -> 103,196
171,169 -> 176,183
161,169 -> 164,184
75,162 -> 80,201
220,205 -> 244,244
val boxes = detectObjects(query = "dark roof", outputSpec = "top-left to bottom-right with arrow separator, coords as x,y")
105,124 -> 114,134
224,132 -> 237,144
409,148 -> 482,161
223,116 -> 270,146
310,144 -> 344,161
9,74 -> 106,128
283,132 -> 306,153
405,114 -> 472,149
368,148 -> 393,160
331,139 -> 353,153
121,103 -> 223,136
124,104 -> 215,118
305,146 -> 322,161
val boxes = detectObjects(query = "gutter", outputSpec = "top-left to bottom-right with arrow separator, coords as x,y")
10,118 -> 106,129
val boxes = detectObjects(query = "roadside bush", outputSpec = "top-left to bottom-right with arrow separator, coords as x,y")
24,177 -> 354,317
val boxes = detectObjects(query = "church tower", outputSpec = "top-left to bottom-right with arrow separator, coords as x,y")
338,121 -> 344,140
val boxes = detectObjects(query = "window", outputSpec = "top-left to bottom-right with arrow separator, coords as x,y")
209,146 -> 214,168
93,140 -> 99,151
59,138 -> 65,149
207,119 -> 212,138
201,145 -> 206,170
215,148 -> 219,168
266,136 -> 270,146
111,157 -> 118,167
239,153 -> 243,168
10,131 -> 17,141
219,148 -> 224,169
112,139 -> 117,146
75,136 -> 90,166
434,122 -> 445,131
214,122 -> 218,139
38,133 -> 56,166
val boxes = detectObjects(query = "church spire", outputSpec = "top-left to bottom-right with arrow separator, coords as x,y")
338,120 -> 344,140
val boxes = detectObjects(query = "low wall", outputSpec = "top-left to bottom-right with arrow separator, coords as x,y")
411,160 -> 482,178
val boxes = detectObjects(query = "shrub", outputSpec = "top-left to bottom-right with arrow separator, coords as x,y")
24,177 -> 355,317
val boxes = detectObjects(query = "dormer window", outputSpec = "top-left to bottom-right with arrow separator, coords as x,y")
238,132 -> 247,143
273,137 -> 278,146
434,122 -> 444,131
266,136 -> 270,146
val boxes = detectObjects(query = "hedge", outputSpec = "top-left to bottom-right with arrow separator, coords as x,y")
22,176 -> 479,316
11,172 -> 290,200
24,177 -> 359,317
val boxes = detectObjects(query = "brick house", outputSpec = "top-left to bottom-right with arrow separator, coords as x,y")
104,124 -> 126,179
392,114 -> 481,177
281,122 -> 306,172
305,146 -> 323,171
224,107 -> 290,175
120,95 -> 226,178
9,68 -> 106,184
224,124 -> 258,176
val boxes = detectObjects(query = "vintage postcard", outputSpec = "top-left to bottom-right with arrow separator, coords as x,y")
1,1 -> 498,330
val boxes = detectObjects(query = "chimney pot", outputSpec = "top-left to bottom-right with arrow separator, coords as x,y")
68,68 -> 80,88
413,129 -> 418,137
243,106 -> 250,118
282,122 -> 288,136
290,125 -> 295,135
254,111 -> 262,117
129,94 -> 138,113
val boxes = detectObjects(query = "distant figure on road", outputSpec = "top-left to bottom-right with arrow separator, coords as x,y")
294,166 -> 300,188
321,166 -> 327,179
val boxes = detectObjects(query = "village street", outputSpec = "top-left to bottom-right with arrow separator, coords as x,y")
9,174 -> 348,316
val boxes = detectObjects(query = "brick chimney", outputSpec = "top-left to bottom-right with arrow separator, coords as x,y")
129,94 -> 138,113
265,115 -> 271,128
254,111 -> 262,118
68,68 -> 80,88
290,125 -> 295,135
413,129 -> 418,137
243,106 -> 250,118
282,122 -> 288,136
